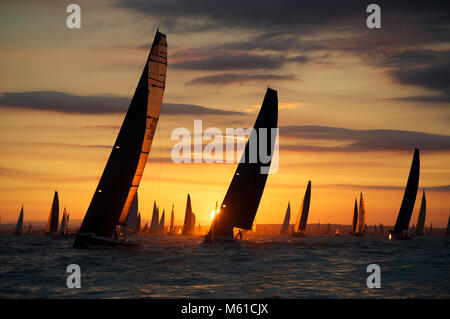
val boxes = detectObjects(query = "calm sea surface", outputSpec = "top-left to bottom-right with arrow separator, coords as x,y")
0,234 -> 449,298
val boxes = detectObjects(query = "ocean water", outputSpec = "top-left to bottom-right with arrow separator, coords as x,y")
0,233 -> 449,298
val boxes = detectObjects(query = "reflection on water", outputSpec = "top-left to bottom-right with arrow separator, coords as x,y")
0,234 -> 449,298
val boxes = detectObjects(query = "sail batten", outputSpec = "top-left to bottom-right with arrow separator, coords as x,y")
75,31 -> 167,243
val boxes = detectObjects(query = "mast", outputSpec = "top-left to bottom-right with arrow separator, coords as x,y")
182,194 -> 193,235
415,190 -> 426,235
294,181 -> 312,232
208,88 -> 278,237
46,191 -> 59,234
169,205 -> 175,233
393,149 -> 420,234
280,202 -> 291,234
74,31 -> 167,243
351,198 -> 358,233
14,206 -> 24,235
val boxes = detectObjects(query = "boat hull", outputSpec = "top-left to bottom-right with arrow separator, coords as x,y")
203,234 -> 235,243
74,232 -> 140,248
291,231 -> 307,237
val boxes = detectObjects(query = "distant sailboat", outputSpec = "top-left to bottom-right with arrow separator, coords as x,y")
136,213 -> 141,233
58,208 -> 67,236
205,88 -> 278,242
149,201 -> 160,234
351,198 -> 358,234
292,181 -> 312,237
74,30 -> 167,248
414,190 -> 426,235
182,194 -> 195,236
65,213 -> 70,234
355,193 -> 366,236
13,206 -> 24,235
159,209 -> 165,233
389,149 -> 420,240
169,205 -> 175,234
334,228 -> 340,236
280,202 -> 291,234
27,222 -> 32,234
46,191 -> 59,235
326,223 -> 331,234
141,222 -> 149,234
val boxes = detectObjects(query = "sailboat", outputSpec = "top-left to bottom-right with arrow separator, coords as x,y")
159,209 -> 165,233
136,213 -> 141,233
58,208 -> 67,236
354,193 -> 366,236
74,30 -> 167,248
182,194 -> 196,235
351,198 -> 358,234
46,191 -> 59,235
292,181 -> 312,237
334,228 -> 340,236
27,222 -> 32,234
149,201 -> 160,234
280,202 -> 291,234
389,149 -> 419,240
205,88 -> 278,242
168,205 -> 175,234
414,190 -> 426,235
445,214 -> 450,236
13,206 -> 24,235
141,222 -> 149,234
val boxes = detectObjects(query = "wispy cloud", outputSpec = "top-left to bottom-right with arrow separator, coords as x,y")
186,73 -> 299,86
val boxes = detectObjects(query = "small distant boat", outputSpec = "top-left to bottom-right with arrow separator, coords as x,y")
13,206 -> 24,235
27,222 -> 32,234
74,30 -> 167,248
168,205 -> 175,234
149,201 -> 160,234
350,198 -> 358,234
280,202 -> 291,234
159,209 -> 165,234
326,223 -> 331,235
205,88 -> 278,243
414,190 -> 426,236
389,149 -> 419,240
354,193 -> 366,236
136,212 -> 141,233
292,181 -> 311,237
182,194 -> 196,236
57,207 -> 68,236
46,191 -> 59,235
141,222 -> 149,234
334,228 -> 340,236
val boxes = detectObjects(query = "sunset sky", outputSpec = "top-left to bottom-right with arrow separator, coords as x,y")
0,0 -> 449,228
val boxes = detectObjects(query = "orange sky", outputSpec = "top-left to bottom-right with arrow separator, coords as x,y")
0,1 -> 449,227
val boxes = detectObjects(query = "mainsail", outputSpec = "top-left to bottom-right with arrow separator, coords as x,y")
125,193 -> 139,232
293,181 -> 312,233
393,149 -> 420,234
14,206 -> 24,235
280,202 -> 291,234
159,209 -> 165,233
355,193 -> 366,234
208,88 -> 278,238
351,198 -> 358,233
74,31 -> 167,244
415,190 -> 426,235
182,194 -> 195,235
169,205 -> 175,233
46,191 -> 59,234
149,201 -> 160,234
58,208 -> 67,235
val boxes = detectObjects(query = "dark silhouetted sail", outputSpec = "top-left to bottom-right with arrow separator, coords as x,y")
355,193 -> 366,234
280,202 -> 291,234
136,213 -> 141,233
351,198 -> 358,233
208,88 -> 278,238
159,209 -> 165,233
293,181 -> 312,232
14,206 -> 23,235
150,201 -> 160,234
141,222 -> 149,234
127,194 -> 139,231
415,190 -> 426,235
46,191 -> 59,234
169,205 -> 175,233
393,149 -> 420,234
74,31 -> 167,244
182,194 -> 195,235
58,208 -> 67,235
